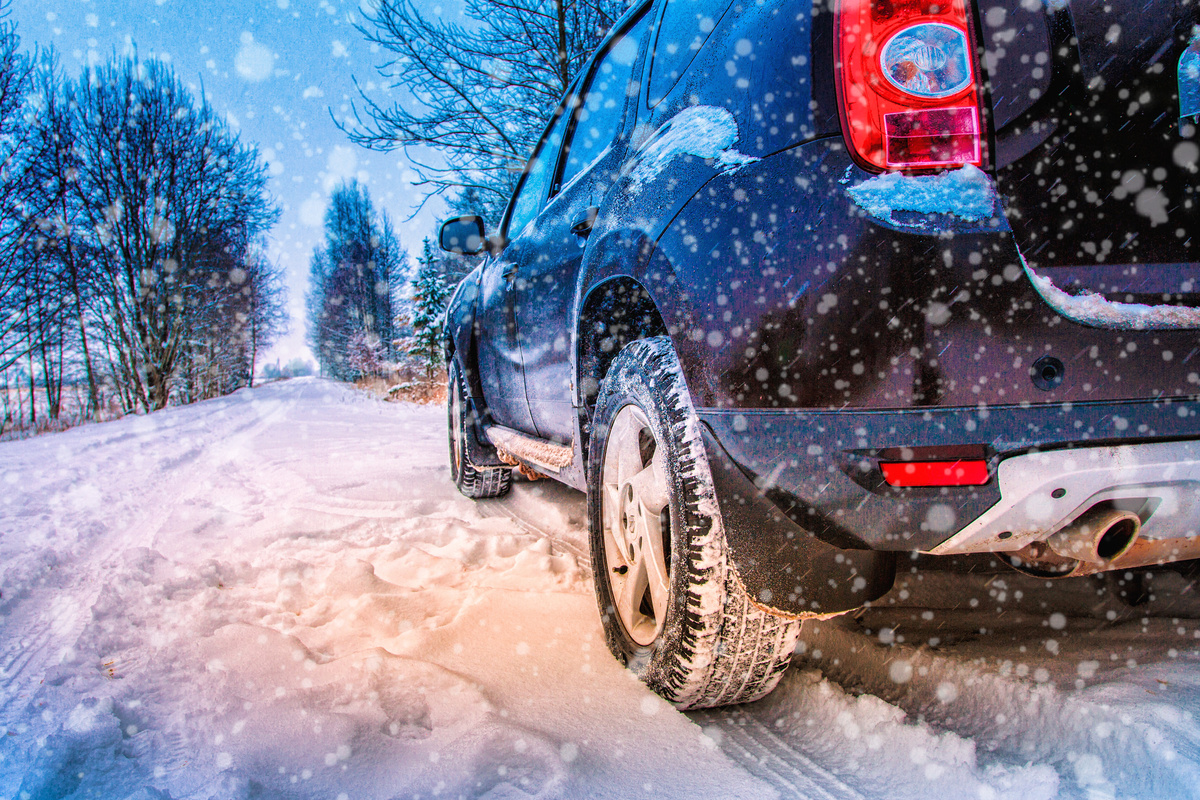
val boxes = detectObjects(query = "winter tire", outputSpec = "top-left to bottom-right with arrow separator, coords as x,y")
587,337 -> 801,709
448,360 -> 512,499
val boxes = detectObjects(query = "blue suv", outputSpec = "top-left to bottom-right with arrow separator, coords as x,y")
440,0 -> 1200,707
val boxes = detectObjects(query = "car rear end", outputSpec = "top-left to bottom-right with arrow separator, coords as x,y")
663,0 -> 1200,613
934,0 -> 1200,575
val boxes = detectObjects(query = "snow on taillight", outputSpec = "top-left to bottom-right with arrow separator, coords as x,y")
834,0 -> 988,173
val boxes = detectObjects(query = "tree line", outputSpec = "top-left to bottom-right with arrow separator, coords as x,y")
305,181 -> 465,382
2,0 -> 629,433
0,10 -> 283,434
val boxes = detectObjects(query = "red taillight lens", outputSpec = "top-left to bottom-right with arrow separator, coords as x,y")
834,0 -> 987,173
881,460 -> 989,487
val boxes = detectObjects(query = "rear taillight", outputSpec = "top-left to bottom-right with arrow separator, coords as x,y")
834,0 -> 987,173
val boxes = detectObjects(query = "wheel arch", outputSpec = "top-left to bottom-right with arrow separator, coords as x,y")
572,212 -> 719,457
575,275 -> 668,448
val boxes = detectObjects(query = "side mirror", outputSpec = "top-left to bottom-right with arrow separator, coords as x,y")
439,215 -> 487,255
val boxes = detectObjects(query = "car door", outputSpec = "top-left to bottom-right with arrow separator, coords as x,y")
474,102 -> 574,434
507,7 -> 654,443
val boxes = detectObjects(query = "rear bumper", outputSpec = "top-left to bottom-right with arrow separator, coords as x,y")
699,396 -> 1200,555
700,396 -> 1200,614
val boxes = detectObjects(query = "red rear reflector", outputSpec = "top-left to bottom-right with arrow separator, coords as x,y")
884,107 -> 980,168
881,460 -> 989,487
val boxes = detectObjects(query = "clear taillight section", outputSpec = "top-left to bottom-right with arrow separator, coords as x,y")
880,22 -> 972,98
834,0 -> 987,172
884,107 -> 980,167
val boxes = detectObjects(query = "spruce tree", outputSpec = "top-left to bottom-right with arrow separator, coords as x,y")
409,238 -> 450,378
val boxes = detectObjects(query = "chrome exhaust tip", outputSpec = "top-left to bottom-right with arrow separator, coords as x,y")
1046,506 -> 1141,565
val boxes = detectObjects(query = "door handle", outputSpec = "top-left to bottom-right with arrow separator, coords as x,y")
501,261 -> 517,280
571,207 -> 600,238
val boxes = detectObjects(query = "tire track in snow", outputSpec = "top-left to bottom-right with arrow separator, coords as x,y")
467,478 -> 896,798
0,597 -> 65,720
0,385 -> 300,732
475,485 -> 590,568
689,709 -> 867,800
472,482 -> 881,798
789,582 -> 1200,799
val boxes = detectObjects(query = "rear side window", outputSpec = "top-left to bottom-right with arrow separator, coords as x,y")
506,106 -> 571,237
647,0 -> 731,106
557,11 -> 651,190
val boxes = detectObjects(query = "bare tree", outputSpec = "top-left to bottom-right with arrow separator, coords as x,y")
346,0 -> 627,220
305,249 -> 336,378
242,248 -> 288,388
16,233 -> 72,420
0,4 -> 43,375
69,57 -> 278,411
174,237 -> 286,402
25,58 -> 102,418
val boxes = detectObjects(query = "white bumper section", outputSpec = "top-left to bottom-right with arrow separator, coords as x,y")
928,440 -> 1200,555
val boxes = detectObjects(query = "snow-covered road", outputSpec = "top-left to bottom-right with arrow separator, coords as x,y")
2,378 -> 1199,799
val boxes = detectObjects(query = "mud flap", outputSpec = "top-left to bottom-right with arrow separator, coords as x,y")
701,425 -> 896,616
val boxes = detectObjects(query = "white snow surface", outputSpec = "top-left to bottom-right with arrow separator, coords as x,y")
2,378 -> 1200,798
1022,258 -> 1200,330
625,106 -> 758,191
847,164 -> 999,225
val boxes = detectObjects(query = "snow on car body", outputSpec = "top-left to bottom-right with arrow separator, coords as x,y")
440,0 -> 1200,706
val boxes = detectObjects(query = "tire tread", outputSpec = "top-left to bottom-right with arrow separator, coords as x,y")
458,462 -> 512,499
449,361 -> 512,499
590,337 -> 800,710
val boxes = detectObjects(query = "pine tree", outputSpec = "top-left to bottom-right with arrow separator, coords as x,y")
409,238 -> 450,378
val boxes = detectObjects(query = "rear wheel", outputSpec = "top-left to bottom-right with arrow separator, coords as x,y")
587,337 -> 801,709
448,360 -> 511,499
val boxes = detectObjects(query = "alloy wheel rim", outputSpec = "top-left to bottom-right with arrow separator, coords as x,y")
600,404 -> 672,646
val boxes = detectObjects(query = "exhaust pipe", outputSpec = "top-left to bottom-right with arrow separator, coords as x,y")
1046,506 -> 1141,565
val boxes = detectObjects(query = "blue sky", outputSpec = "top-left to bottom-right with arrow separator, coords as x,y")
10,0 -> 448,367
